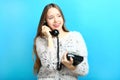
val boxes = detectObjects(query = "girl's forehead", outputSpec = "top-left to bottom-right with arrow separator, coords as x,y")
47,8 -> 60,15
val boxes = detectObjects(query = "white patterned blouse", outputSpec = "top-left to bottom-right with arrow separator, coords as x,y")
35,31 -> 89,80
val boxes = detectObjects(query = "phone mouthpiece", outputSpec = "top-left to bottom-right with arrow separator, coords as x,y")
50,29 -> 59,36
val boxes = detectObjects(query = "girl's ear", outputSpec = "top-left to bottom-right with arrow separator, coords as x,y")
43,21 -> 48,26
43,21 -> 46,25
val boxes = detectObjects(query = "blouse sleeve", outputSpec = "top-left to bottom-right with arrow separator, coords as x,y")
71,32 -> 89,76
35,37 -> 55,55
35,37 -> 56,70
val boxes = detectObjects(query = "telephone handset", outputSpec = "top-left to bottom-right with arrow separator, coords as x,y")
43,21 -> 59,37
49,30 -> 59,37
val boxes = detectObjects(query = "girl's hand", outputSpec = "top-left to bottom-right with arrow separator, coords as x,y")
61,52 -> 76,70
42,25 -> 52,38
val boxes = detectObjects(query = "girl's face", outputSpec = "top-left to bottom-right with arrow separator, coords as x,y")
46,8 -> 64,31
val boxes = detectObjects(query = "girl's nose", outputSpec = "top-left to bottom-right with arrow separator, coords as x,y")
54,16 -> 58,22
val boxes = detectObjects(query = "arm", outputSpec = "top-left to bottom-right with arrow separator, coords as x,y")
72,56 -> 89,76
61,52 -> 76,70
35,37 -> 56,70
71,32 -> 89,76
36,36 -> 55,54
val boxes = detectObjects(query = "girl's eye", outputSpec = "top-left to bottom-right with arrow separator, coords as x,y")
48,16 -> 54,20
58,15 -> 61,17
48,17 -> 53,19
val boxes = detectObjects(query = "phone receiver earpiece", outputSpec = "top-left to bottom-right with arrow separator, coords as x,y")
50,29 -> 59,36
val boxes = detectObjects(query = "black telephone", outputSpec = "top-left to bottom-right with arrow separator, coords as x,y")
67,53 -> 84,66
50,30 -> 59,36
43,21 -> 59,37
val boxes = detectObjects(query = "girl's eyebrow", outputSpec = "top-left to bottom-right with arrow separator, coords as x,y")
47,15 -> 54,18
47,13 -> 61,18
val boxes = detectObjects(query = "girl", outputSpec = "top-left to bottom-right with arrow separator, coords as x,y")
33,3 -> 89,80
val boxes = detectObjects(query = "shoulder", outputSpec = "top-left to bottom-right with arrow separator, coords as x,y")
69,31 -> 83,39
36,36 -> 41,42
35,36 -> 46,44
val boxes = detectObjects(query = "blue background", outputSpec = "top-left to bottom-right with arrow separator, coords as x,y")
0,0 -> 120,80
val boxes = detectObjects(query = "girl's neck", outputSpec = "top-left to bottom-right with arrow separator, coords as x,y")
58,29 -> 69,38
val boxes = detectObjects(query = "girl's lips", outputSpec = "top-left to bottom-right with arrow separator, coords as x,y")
53,23 -> 60,28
